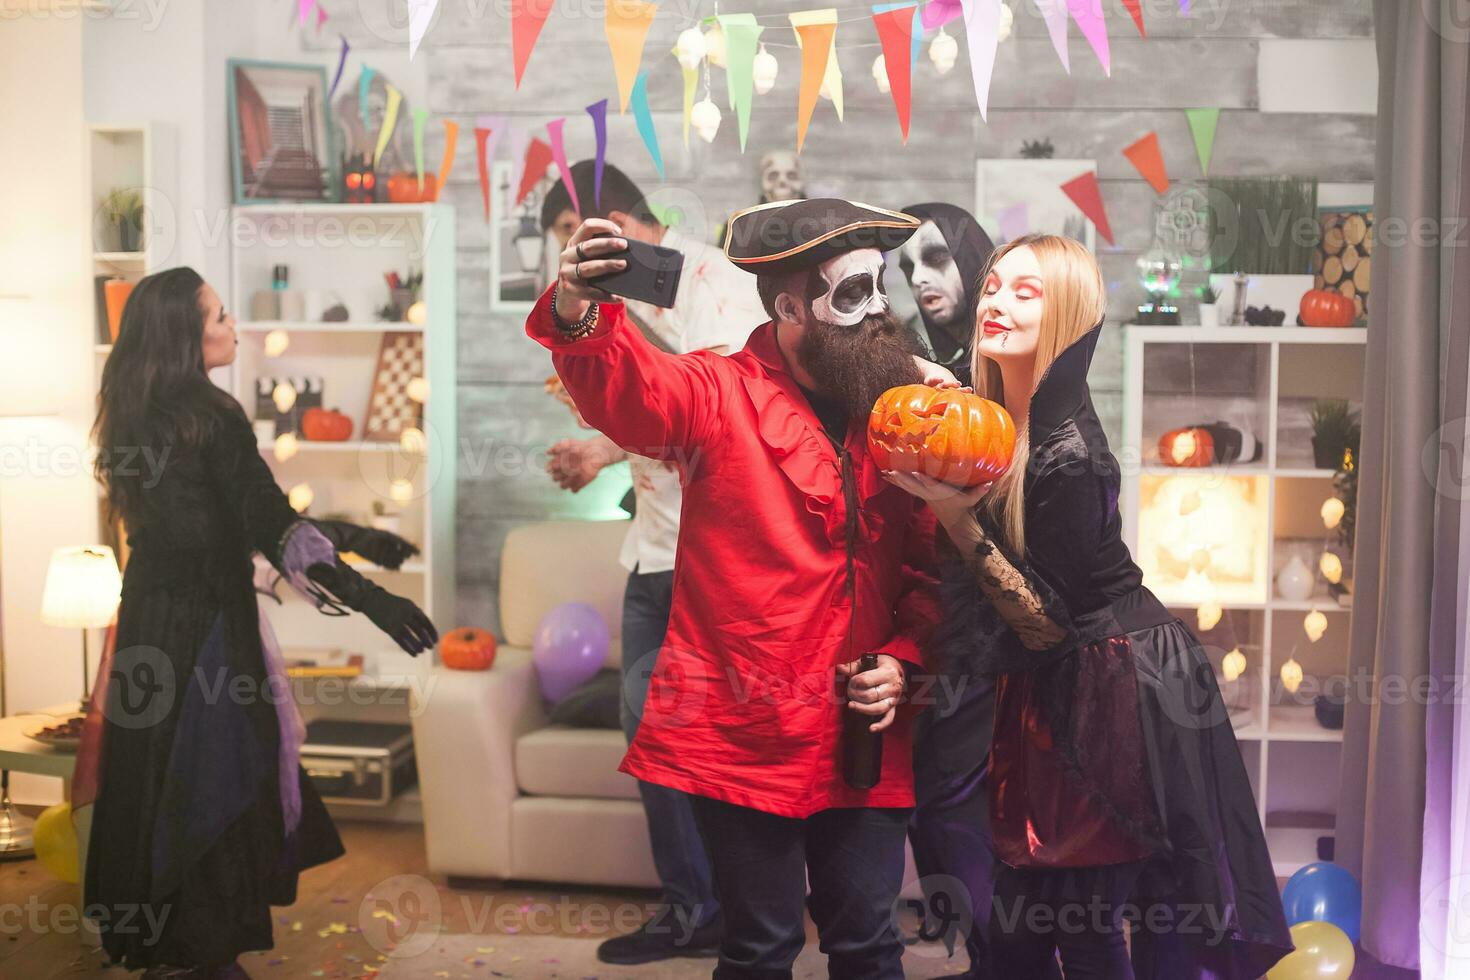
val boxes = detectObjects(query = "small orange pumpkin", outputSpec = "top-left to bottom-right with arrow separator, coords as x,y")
867,385 -> 1017,488
1299,289 -> 1357,328
301,407 -> 354,442
1158,426 -> 1216,467
386,171 -> 438,204
440,628 -> 497,671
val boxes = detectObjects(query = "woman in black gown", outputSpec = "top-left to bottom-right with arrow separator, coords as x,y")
85,267 -> 437,978
885,235 -> 1292,979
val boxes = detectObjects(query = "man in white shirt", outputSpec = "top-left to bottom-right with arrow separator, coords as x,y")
541,160 -> 766,966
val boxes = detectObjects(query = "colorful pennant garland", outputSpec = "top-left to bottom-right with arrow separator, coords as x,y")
586,99 -> 609,206
328,36 -> 350,100
1186,108 -> 1220,175
299,0 -> 312,26
1059,170 -> 1113,245
435,120 -> 459,202
872,4 -> 916,143
546,118 -> 579,215
630,73 -> 665,178
607,0 -> 658,113
358,67 -> 376,133
1122,131 -> 1169,193
790,9 -> 837,153
679,60 -> 699,147
413,108 -> 429,190
372,84 -> 404,169
923,0 -> 963,29
474,116 -> 504,222
407,0 -> 438,60
1121,0 -> 1146,36
1038,0 -> 1070,74
513,0 -> 555,88
960,0 -> 1002,121
1067,0 -> 1110,75
517,138 -> 555,206
719,13 -> 764,152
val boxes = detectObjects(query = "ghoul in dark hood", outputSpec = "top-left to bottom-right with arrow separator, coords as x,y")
897,202 -> 995,381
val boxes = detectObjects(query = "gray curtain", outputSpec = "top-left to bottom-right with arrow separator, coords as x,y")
1338,3 -> 1470,973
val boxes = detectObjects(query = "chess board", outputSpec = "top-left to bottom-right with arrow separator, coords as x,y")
363,331 -> 425,441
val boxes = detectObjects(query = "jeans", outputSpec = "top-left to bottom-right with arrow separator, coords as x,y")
690,795 -> 912,980
620,567 -> 720,928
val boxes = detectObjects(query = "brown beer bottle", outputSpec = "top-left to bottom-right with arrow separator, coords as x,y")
843,653 -> 883,789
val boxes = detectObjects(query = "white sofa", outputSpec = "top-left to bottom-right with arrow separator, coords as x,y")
412,519 -> 661,887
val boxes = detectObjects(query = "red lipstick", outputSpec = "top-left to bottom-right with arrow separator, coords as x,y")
982,319 -> 1009,336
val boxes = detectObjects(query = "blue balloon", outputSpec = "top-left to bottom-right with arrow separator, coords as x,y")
1282,862 -> 1362,944
533,602 -> 610,704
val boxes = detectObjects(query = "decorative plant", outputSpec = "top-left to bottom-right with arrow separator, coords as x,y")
1020,138 -> 1055,159
1198,283 -> 1220,305
1309,399 -> 1361,472
1206,176 -> 1320,275
102,188 -> 143,227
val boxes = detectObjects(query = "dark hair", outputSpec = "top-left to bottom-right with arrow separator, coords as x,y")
93,267 -> 238,525
755,268 -> 822,321
539,160 -> 658,231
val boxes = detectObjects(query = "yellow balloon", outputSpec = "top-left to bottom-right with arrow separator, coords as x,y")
1267,921 -> 1355,980
33,802 -> 79,884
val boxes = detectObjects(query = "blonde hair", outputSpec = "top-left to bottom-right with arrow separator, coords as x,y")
969,234 -> 1106,555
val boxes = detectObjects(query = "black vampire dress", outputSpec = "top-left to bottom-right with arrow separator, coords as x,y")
83,399 -> 346,970
932,323 -> 1294,979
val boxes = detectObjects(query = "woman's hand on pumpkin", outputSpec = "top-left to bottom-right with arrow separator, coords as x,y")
837,653 -> 906,733
882,470 -> 991,535
912,356 -> 969,390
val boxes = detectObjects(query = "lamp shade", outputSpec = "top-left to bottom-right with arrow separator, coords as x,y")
40,546 -> 122,629
0,295 -> 60,418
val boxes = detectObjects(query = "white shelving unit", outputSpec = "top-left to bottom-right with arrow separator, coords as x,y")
228,204 -> 456,821
1121,324 -> 1366,876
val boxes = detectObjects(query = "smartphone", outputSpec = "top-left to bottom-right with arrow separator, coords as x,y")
586,236 -> 684,309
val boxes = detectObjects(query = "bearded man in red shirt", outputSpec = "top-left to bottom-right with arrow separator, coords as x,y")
527,200 -> 945,980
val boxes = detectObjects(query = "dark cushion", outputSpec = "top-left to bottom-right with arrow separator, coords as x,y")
545,668 -> 622,729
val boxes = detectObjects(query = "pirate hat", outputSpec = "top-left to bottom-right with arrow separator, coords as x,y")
724,198 -> 921,275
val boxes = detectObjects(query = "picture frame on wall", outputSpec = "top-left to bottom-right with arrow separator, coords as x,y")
227,59 -> 339,205
975,158 -> 1098,252
489,160 -> 559,313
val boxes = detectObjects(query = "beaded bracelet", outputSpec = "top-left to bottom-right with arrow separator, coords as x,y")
550,283 -> 600,340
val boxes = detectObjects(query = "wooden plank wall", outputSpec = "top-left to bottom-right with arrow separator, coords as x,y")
312,0 -> 1375,632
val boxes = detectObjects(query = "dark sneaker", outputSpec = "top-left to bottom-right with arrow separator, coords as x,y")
595,907 -> 722,965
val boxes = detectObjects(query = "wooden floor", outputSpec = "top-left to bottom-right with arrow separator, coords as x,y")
0,815 -> 665,978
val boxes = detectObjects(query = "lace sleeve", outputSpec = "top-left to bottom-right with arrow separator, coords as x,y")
965,532 -> 1070,651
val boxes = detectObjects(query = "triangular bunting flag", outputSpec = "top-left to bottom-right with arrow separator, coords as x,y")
413,108 -> 429,190
960,0 -> 1001,122
1067,0 -> 1110,75
328,36 -> 350,100
872,5 -> 916,143
407,0 -> 437,60
358,67 -> 376,132
546,118 -> 579,216
586,99 -> 609,206
789,10 -> 836,153
874,2 -> 924,81
299,0 -> 312,26
1122,131 -> 1169,194
372,84 -> 403,168
606,0 -> 658,113
630,73 -> 664,178
792,9 -> 843,122
923,0 -> 963,29
516,138 -> 554,206
719,13 -> 764,152
1037,0 -> 1070,73
473,117 -> 503,222
1121,0 -> 1145,36
434,120 -> 459,202
1060,170 -> 1113,245
512,0 -> 555,88
316,4 -> 328,30
1185,108 -> 1220,175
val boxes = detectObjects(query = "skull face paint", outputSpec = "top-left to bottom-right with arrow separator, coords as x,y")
809,249 -> 889,327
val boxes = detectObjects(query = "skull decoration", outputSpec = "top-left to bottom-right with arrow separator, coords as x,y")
810,249 -> 889,328
760,150 -> 804,204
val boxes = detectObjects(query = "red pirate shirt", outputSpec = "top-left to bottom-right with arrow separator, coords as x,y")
527,285 -> 940,817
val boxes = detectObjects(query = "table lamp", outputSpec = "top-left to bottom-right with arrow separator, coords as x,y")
0,293 -> 61,858
40,546 -> 122,707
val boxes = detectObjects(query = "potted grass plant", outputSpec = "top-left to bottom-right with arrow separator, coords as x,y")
1310,399 -> 1360,471
1198,282 -> 1221,328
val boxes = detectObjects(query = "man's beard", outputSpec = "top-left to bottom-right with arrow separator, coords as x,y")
796,308 -> 925,422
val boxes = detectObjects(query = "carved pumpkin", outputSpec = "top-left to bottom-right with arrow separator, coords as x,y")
1299,289 -> 1357,328
867,385 -> 1016,488
1159,426 -> 1216,467
301,407 -> 354,442
440,627 -> 497,671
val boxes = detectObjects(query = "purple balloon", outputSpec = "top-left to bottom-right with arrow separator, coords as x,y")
533,602 -> 610,704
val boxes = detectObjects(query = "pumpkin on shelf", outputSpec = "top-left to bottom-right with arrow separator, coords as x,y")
1299,289 -> 1357,328
301,407 -> 354,442
1158,426 -> 1216,467
386,171 -> 438,204
440,628 -> 497,671
867,385 -> 1016,488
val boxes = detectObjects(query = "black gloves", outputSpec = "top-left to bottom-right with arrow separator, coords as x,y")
310,519 -> 419,571
305,558 -> 438,656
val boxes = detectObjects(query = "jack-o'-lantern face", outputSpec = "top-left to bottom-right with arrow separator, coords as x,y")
868,384 -> 1016,488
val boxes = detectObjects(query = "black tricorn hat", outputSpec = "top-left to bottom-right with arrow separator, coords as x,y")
724,198 -> 921,275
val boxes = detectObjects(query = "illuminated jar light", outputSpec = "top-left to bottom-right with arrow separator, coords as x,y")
287,482 -> 314,513
264,329 -> 290,358
1303,609 -> 1328,642
1222,647 -> 1247,682
406,376 -> 430,404
1319,551 -> 1343,585
1320,496 -> 1345,530
1280,657 -> 1304,694
272,382 -> 297,413
273,431 -> 299,462
1196,602 -> 1223,633
389,478 -> 415,504
399,426 -> 427,455
406,301 -> 427,327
